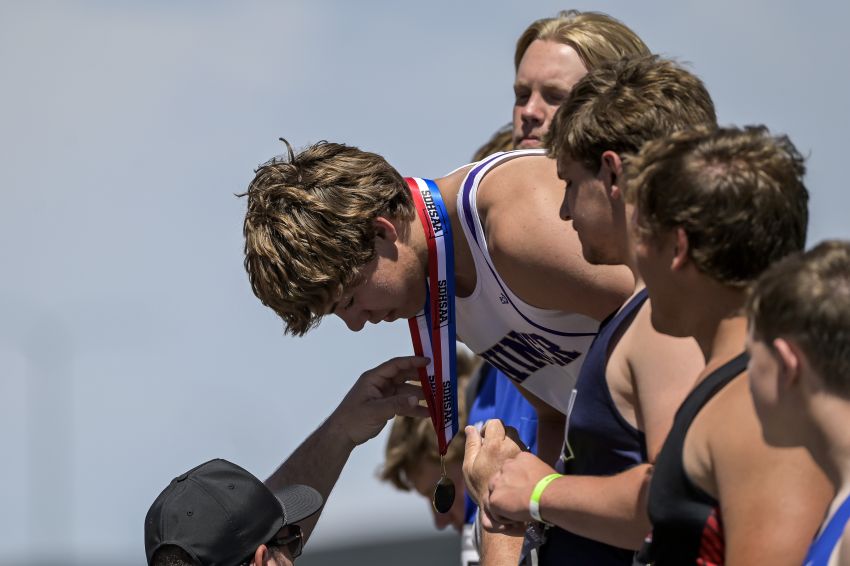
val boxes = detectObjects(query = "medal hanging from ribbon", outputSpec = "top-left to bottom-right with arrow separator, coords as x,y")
405,177 -> 459,514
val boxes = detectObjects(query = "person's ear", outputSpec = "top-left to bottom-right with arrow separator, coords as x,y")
252,544 -> 269,565
600,151 -> 624,201
671,228 -> 689,270
773,337 -> 802,390
373,216 -> 399,243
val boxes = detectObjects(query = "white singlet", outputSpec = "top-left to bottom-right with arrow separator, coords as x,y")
455,149 -> 599,414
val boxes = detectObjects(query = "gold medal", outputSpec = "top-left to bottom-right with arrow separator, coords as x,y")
432,456 -> 455,514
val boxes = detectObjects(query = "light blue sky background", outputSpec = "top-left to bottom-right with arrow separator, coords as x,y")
1,1 -> 848,563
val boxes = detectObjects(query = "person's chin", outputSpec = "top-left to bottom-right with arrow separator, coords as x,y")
516,137 -> 541,149
383,310 -> 398,323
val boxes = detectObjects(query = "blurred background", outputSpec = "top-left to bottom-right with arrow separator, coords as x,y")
1,1 -> 848,564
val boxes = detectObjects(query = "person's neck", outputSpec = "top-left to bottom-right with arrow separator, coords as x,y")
429,171 -> 475,297
808,394 -> 850,493
627,261 -> 642,294
689,283 -> 748,371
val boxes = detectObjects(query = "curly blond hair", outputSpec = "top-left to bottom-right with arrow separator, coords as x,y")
626,125 -> 809,287
241,140 -> 414,335
546,55 -> 717,172
515,10 -> 649,72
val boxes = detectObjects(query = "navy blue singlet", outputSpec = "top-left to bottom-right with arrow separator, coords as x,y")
536,289 -> 649,566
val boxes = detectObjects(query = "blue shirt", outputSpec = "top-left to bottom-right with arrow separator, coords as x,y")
804,492 -> 850,566
465,363 -> 538,523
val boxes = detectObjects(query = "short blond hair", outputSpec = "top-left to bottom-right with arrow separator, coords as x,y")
547,55 -> 717,171
241,140 -> 414,335
515,10 -> 649,72
747,240 -> 850,397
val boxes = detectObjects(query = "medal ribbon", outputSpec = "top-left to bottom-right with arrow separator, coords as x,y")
405,177 -> 458,455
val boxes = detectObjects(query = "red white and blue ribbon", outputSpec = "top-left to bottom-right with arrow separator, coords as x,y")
405,177 -> 458,456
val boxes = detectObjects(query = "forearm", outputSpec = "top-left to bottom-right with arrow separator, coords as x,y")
265,415 -> 355,541
479,528 -> 524,566
540,464 -> 652,550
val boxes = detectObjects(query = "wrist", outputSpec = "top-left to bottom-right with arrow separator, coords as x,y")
324,409 -> 358,451
529,473 -> 562,525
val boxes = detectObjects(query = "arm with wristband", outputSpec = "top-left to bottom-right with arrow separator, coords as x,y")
486,451 -> 653,550
529,473 -> 563,524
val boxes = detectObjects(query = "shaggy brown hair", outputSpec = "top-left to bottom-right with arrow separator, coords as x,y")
626,125 -> 809,287
747,240 -> 850,397
546,55 -> 717,172
241,140 -> 414,335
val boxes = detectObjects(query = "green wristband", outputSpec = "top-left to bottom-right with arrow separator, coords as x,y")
529,473 -> 562,524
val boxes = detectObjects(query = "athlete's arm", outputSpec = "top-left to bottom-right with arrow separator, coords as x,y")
621,301 -> 703,463
479,529 -> 524,566
705,377 -> 833,565
265,356 -> 429,541
484,302 -> 703,549
478,155 -> 633,320
487,452 -> 653,549
462,420 -> 525,510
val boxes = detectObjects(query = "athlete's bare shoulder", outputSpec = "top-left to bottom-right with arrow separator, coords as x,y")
474,152 -> 559,212
459,152 -> 630,318
434,163 -> 474,205
690,372 -> 831,563
612,298 -> 702,460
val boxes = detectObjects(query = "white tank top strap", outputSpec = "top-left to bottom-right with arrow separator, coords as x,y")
454,150 -> 599,414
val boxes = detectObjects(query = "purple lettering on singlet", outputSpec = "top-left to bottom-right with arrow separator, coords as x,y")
479,331 -> 580,383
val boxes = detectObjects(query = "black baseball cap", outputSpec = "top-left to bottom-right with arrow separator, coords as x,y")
144,458 -> 323,566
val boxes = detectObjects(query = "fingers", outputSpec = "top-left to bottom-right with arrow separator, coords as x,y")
462,425 -> 483,503
372,393 -> 431,421
503,425 -> 528,452
364,355 -> 430,385
480,505 -> 524,534
481,418 -> 506,442
463,425 -> 483,474
394,382 -> 425,400
396,401 -> 431,419
480,506 -> 499,532
493,521 -> 527,537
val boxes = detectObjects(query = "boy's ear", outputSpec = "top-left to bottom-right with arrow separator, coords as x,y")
671,228 -> 690,270
374,216 -> 399,242
773,337 -> 802,390
600,150 -> 624,200
252,544 -> 269,565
